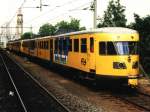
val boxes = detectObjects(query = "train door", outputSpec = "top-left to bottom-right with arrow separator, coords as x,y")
62,37 -> 69,64
50,39 -> 53,62
59,37 -> 69,64
88,37 -> 96,72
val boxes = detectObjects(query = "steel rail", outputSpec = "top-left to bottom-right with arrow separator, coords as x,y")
5,52 -> 71,112
0,53 -> 28,112
116,91 -> 150,112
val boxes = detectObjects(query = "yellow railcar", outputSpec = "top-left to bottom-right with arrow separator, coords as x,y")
52,27 -> 139,86
10,40 -> 21,52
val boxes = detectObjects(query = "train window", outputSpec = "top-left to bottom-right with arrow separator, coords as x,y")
35,41 -> 37,48
99,42 -> 117,55
40,41 -> 42,49
99,42 -> 106,54
55,39 -> 58,50
81,38 -> 87,53
40,41 -> 42,48
30,40 -> 35,49
74,39 -> 79,52
90,38 -> 94,53
69,39 -> 72,51
43,41 -> 45,49
39,42 -> 41,48
42,41 -> 44,49
50,39 -> 53,49
59,39 -> 62,52
46,41 -> 49,49
44,41 -> 46,49
107,42 -> 117,55
63,39 -> 67,51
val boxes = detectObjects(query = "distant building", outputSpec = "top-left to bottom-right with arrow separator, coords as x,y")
0,36 -> 8,48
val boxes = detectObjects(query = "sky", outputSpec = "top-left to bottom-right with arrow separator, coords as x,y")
0,0 -> 150,34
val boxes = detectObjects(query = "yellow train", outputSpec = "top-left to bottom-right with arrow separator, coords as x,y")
7,27 -> 139,87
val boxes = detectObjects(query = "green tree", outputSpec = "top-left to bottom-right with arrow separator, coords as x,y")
55,18 -> 85,34
129,14 -> 150,74
55,21 -> 69,31
98,0 -> 127,27
21,32 -> 33,39
38,23 -> 56,36
69,18 -> 80,31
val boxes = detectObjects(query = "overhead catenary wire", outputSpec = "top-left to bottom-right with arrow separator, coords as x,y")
24,0 -> 83,24
30,1 -> 92,29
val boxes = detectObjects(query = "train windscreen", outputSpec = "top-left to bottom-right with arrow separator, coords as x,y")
114,42 -> 138,55
99,42 -> 138,55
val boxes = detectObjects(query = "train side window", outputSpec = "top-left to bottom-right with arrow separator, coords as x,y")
39,41 -> 41,48
43,41 -> 45,49
99,42 -> 106,54
45,41 -> 47,49
46,41 -> 49,49
40,42 -> 41,48
81,38 -> 87,53
42,41 -> 44,49
44,41 -> 47,49
35,41 -> 37,48
59,39 -> 63,52
74,39 -> 79,52
41,41 -> 43,49
31,40 -> 35,49
90,38 -> 94,53
63,39 -> 67,51
41,41 -> 42,48
55,39 -> 58,50
69,39 -> 72,51
39,42 -> 41,48
107,42 -> 117,55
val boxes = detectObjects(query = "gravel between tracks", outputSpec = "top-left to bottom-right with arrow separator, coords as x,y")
42,78 -> 104,112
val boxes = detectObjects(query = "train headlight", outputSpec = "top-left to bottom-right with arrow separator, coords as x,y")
132,61 -> 138,69
113,62 -> 127,69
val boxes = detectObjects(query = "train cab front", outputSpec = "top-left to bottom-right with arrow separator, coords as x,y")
95,33 -> 139,87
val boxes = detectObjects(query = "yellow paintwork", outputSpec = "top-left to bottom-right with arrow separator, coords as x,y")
22,47 -> 29,54
66,32 -> 139,86
95,33 -> 139,76
128,79 -> 138,87
95,55 -> 139,76
67,34 -> 96,72
37,39 -> 50,61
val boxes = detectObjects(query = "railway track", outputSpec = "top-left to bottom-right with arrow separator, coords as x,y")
121,91 -> 150,111
0,53 -> 24,112
112,87 -> 150,112
0,51 -> 71,112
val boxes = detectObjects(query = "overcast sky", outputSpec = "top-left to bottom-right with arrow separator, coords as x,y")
0,0 -> 150,33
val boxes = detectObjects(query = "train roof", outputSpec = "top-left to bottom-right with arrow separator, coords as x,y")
53,27 -> 138,37
35,27 -> 138,40
8,27 -> 138,42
